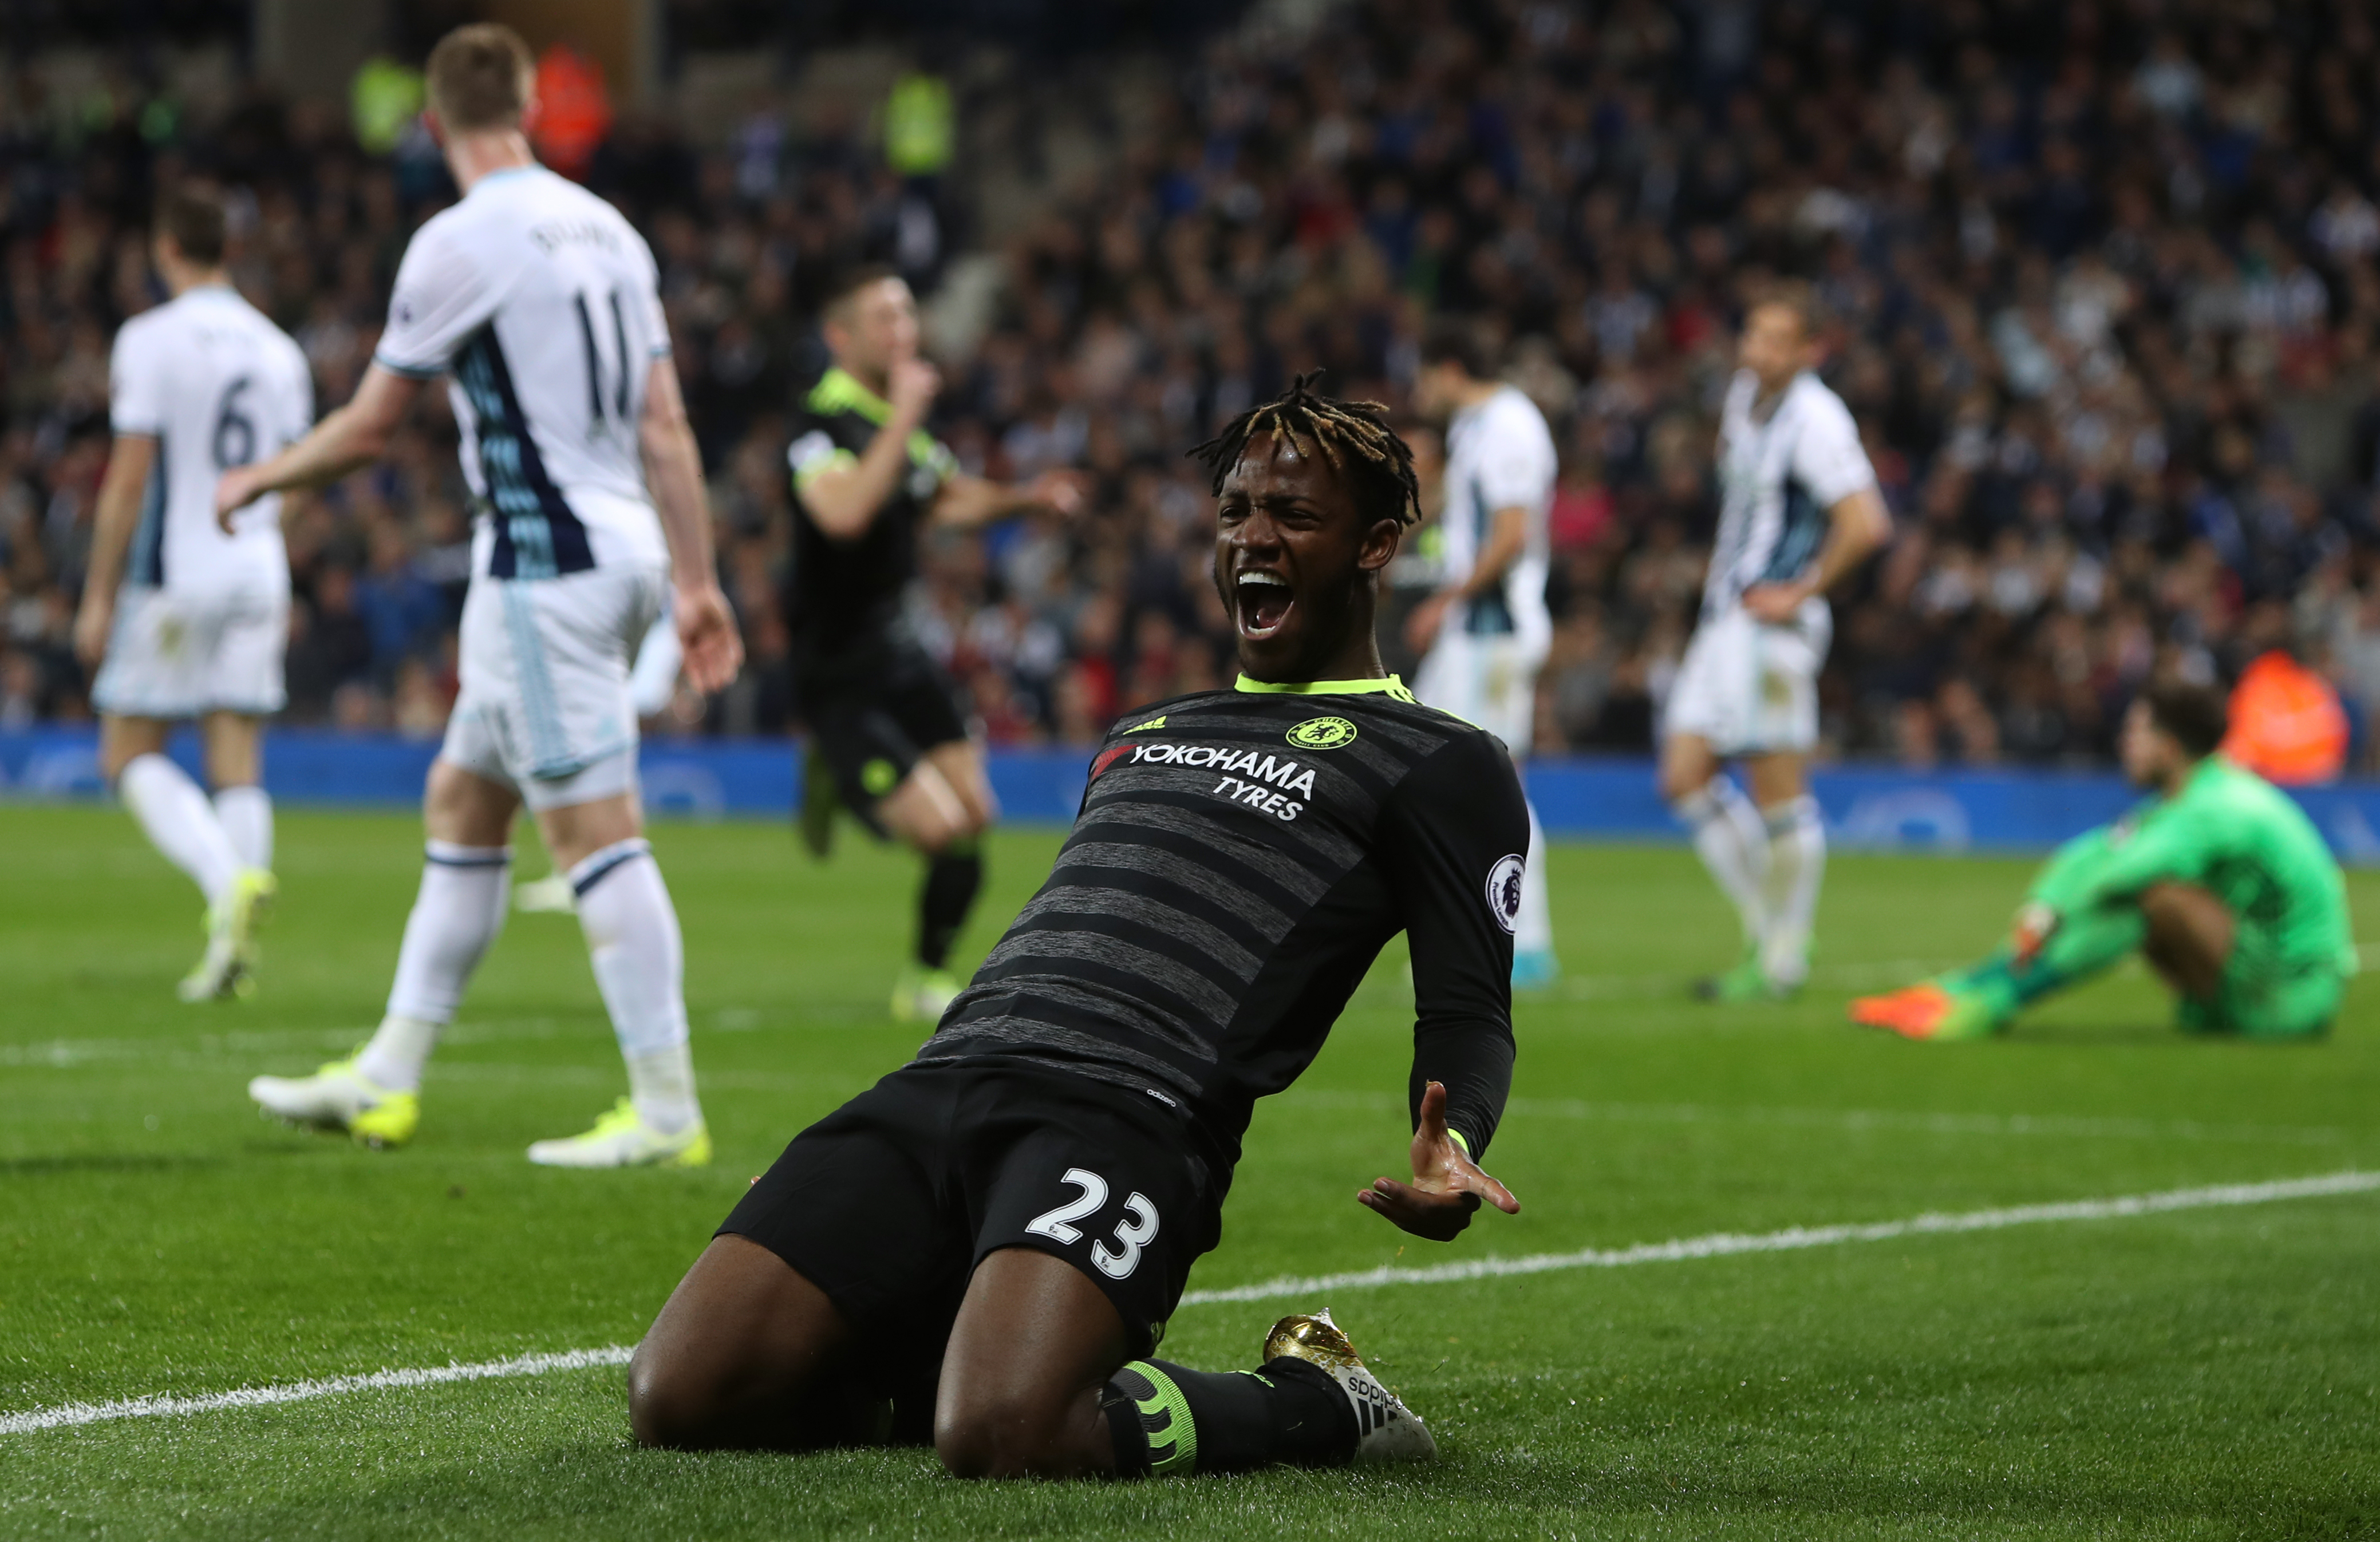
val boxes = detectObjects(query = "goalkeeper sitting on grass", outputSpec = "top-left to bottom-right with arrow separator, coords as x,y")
1852,680 -> 2354,1042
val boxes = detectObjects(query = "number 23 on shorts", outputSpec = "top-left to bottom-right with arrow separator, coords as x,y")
1026,1167 -> 1160,1280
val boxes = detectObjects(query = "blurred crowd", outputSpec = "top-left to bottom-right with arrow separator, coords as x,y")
15,2 -> 2380,774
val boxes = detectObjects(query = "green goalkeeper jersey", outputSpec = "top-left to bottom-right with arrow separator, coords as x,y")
2033,756 -> 2355,978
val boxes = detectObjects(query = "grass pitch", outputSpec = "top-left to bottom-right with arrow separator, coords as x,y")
5,801 -> 2379,1540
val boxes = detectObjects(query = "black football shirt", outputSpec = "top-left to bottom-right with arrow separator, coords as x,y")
782,366 -> 959,658
914,675 -> 1530,1163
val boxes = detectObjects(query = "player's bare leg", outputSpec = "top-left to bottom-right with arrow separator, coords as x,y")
201,711 -> 274,872
934,1247 -> 1128,1478
877,743 -> 994,1023
1660,731 -> 1771,995
630,1235 -> 872,1450
105,713 -> 271,1000
1744,749 -> 1824,994
524,789 -> 709,1167
2138,882 -> 2235,999
251,760 -> 516,1142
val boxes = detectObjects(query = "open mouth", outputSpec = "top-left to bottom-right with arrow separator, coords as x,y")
1236,571 -> 1294,640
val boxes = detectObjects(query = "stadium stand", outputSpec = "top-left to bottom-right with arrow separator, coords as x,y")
9,2 -> 2380,776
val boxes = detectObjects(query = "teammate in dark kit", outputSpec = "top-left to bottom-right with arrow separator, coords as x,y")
632,377 -> 1529,1478
784,264 -> 1084,1022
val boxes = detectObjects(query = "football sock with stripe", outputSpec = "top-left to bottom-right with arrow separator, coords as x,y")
1673,778 -> 1767,948
571,837 -> 701,1134
1102,1357 -> 1356,1476
119,752 -> 243,906
917,838 -> 984,971
1758,795 -> 1825,984
364,842 -> 512,1092
213,785 -> 274,872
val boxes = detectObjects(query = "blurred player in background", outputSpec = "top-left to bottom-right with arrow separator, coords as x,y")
224,24 -> 742,1165
74,183 -> 312,1002
784,265 -> 1082,1022
1853,681 -> 2354,1041
1408,323 -> 1561,988
631,377 -> 1522,1478
1661,289 -> 1890,1002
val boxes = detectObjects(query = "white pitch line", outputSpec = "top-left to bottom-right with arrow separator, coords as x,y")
1177,1169 -> 2380,1306
7,1169 -> 2375,1438
0,1346 -> 632,1437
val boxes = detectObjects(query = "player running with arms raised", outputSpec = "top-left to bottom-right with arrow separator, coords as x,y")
1853,681 -> 2354,1041
224,25 -> 743,1165
75,184 -> 311,1001
1663,286 -> 1890,1001
786,264 -> 1082,1022
631,377 -> 1527,1478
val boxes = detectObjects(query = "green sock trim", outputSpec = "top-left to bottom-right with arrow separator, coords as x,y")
1123,1360 -> 1198,1477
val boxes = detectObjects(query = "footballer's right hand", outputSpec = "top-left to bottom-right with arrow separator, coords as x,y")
674,582 -> 745,695
215,466 -> 263,531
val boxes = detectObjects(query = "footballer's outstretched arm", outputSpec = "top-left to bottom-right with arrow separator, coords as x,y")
214,363 -> 423,525
931,467 -> 1087,529
1360,733 -> 1530,1240
638,357 -> 744,694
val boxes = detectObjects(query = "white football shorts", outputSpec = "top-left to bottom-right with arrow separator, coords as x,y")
1414,628 -> 1549,756
441,564 -> 665,812
91,583 -> 288,719
1664,604 -> 1830,757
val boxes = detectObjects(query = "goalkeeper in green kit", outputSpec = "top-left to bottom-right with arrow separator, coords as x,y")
1851,681 -> 2355,1042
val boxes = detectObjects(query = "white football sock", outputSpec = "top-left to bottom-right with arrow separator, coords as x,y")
1759,796 -> 1826,985
571,838 -> 700,1134
361,842 -> 512,1091
1514,798 -> 1555,956
119,753 -> 243,906
1674,777 -> 1768,947
214,785 -> 274,872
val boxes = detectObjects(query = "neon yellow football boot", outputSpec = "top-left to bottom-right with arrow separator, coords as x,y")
248,1050 -> 420,1148
179,867 -> 276,1002
526,1098 -> 711,1168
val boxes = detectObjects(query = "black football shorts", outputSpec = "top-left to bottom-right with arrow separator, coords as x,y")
720,1062 -> 1229,1379
794,635 -> 970,833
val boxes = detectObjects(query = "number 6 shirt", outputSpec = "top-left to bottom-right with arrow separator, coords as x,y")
371,164 -> 673,580
108,283 -> 311,598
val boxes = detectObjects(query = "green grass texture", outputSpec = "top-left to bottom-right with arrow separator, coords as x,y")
5,802 -> 2378,1540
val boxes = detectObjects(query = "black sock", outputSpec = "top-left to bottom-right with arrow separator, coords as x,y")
1102,1357 -> 1357,1477
917,840 -> 983,970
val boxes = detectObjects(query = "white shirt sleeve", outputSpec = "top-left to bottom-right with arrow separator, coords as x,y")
373,218 -> 504,379
1473,401 -> 1558,513
1791,392 -> 1878,508
630,229 -> 673,359
108,318 -> 167,437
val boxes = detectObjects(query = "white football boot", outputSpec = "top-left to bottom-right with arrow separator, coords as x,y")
526,1098 -> 711,1168
248,1051 -> 420,1148
1262,1307 -> 1438,1461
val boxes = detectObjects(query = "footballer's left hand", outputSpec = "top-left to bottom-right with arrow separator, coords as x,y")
1358,1080 -> 1520,1241
1740,580 -> 1810,624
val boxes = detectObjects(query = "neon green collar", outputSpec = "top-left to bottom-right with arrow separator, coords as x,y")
1235,673 -> 1415,701
807,366 -> 894,426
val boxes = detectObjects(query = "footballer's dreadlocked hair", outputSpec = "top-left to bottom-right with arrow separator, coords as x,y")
1190,372 -> 1422,527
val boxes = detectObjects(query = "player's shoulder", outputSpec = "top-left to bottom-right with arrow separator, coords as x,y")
1787,370 -> 1857,426
1485,383 -> 1553,435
